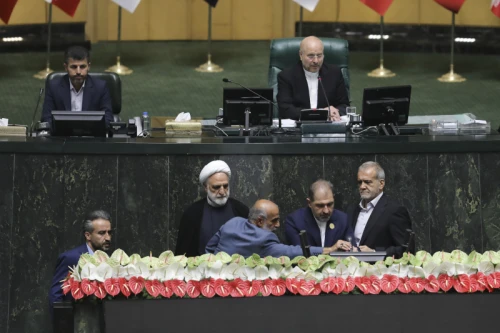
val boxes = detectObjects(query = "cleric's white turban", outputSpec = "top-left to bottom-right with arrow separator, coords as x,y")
199,160 -> 231,186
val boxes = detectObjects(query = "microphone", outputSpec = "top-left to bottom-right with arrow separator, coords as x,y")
30,88 -> 44,137
318,76 -> 333,121
222,78 -> 285,134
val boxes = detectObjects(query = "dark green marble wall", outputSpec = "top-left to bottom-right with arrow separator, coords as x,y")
0,151 -> 499,333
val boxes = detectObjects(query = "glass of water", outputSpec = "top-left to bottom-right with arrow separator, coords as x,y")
346,106 -> 357,116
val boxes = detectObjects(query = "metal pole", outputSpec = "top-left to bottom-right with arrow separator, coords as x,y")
208,5 -> 212,60
379,15 -> 384,67
299,7 -> 303,37
450,12 -> 455,69
117,6 -> 122,64
46,4 -> 53,71
195,3 -> 222,72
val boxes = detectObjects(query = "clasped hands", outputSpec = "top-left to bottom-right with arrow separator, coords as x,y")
326,106 -> 341,122
322,240 -> 375,254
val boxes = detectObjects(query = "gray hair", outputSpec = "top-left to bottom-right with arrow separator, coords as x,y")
359,161 -> 385,180
248,207 -> 267,223
308,179 -> 334,201
83,210 -> 111,234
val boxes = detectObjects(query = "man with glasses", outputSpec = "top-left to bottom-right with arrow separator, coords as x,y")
175,160 -> 249,257
277,36 -> 349,121
347,162 -> 412,258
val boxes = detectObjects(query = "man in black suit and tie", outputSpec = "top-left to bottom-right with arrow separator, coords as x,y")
41,46 -> 113,128
276,36 -> 350,121
347,161 -> 412,258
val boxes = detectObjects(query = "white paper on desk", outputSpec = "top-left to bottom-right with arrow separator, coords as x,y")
134,116 -> 143,136
293,0 -> 320,12
273,119 -> 296,128
461,119 -> 487,125
0,118 -> 8,126
175,112 -> 191,122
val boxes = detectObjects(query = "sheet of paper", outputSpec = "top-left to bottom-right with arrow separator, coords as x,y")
293,0 -> 320,12
0,118 -> 8,126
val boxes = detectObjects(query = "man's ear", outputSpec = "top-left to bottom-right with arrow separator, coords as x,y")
84,231 -> 91,241
306,198 -> 312,208
379,179 -> 385,190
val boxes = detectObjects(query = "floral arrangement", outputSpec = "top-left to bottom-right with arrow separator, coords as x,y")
63,249 -> 500,300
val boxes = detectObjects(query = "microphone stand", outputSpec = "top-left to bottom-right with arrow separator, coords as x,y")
30,88 -> 44,137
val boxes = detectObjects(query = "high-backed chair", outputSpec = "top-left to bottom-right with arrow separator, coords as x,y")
268,37 -> 350,111
45,72 -> 122,122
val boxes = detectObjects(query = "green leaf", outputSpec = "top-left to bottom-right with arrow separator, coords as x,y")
245,254 -> 264,268
316,255 -> 335,270
306,256 -> 320,271
214,252 -> 232,264
277,256 -> 292,267
481,251 -> 500,265
158,251 -> 175,266
450,250 -> 468,264
105,258 -> 120,268
140,255 -> 159,269
296,257 -> 310,271
466,251 -> 482,268
432,251 -> 451,264
110,249 -> 130,266
415,251 -> 434,265
230,254 -> 246,266
186,256 -> 198,268
129,254 -> 141,265
173,255 -> 188,267
78,253 -> 97,268
93,250 -> 109,263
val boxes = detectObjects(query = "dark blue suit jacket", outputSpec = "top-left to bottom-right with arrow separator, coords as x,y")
49,243 -> 88,310
285,207 -> 353,247
41,74 -> 113,127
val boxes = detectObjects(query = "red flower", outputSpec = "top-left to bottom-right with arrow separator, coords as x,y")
269,279 -> 287,296
214,279 -> 232,298
186,280 -> 201,298
369,276 -> 381,295
320,277 -> 334,294
260,280 -> 272,297
200,279 -> 215,298
104,278 -> 121,297
170,279 -> 187,298
286,278 -> 300,295
343,276 -> 355,293
354,277 -> 371,295
246,280 -> 261,297
487,272 -> 500,289
438,274 -> 454,292
144,280 -> 162,298
118,278 -> 131,298
397,278 -> 412,294
380,274 -> 399,294
474,273 -> 491,292
453,274 -> 470,293
160,281 -> 174,298
70,280 -> 84,300
62,278 -> 72,296
409,277 -> 425,293
94,282 -> 107,299
128,276 -> 145,295
332,277 -> 346,295
81,278 -> 96,296
229,278 -> 248,298
424,276 -> 440,293
298,280 -> 321,296
468,275 -> 479,293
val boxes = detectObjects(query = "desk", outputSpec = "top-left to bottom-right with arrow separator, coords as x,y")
0,134 -> 499,333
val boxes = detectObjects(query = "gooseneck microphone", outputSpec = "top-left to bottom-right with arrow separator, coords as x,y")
318,76 -> 333,121
222,78 -> 285,134
30,88 -> 44,137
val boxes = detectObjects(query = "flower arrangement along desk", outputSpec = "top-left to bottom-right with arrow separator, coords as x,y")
62,249 -> 500,333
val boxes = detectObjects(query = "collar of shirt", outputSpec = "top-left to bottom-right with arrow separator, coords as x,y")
86,243 -> 94,255
69,78 -> 86,95
303,69 -> 319,79
359,191 -> 384,211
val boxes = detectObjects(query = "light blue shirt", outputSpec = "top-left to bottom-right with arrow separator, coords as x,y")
69,79 -> 85,111
86,243 -> 94,255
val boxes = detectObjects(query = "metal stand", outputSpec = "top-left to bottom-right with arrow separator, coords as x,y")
106,7 -> 133,75
196,5 -> 223,73
438,13 -> 465,82
241,108 -> 251,136
298,7 -> 303,37
368,16 -> 395,78
34,4 -> 54,79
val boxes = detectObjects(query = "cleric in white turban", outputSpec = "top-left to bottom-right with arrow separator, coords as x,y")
175,160 -> 249,257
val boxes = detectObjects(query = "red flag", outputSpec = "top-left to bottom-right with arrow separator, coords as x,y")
204,0 -> 218,7
359,0 -> 394,16
0,0 -> 18,24
492,0 -> 500,18
434,0 -> 466,14
46,0 -> 81,17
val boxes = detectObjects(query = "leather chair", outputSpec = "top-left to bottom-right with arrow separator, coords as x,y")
45,72 -> 122,122
268,37 -> 350,113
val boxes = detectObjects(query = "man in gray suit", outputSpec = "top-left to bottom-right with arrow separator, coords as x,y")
205,199 -> 347,258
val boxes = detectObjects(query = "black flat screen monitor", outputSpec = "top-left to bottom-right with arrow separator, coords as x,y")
362,85 -> 411,126
223,88 -> 273,126
51,111 -> 107,137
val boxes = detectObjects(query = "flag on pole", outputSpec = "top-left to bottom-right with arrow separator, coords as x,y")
112,0 -> 142,14
293,0 -> 320,12
492,0 -> 500,18
204,0 -> 218,7
434,0 -> 466,14
45,0 -> 82,17
0,0 -> 18,24
359,0 -> 394,16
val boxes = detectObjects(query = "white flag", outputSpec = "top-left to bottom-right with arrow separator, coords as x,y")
112,0 -> 141,14
293,0 -> 320,12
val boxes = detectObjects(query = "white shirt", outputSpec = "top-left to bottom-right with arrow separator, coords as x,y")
314,217 -> 327,247
303,69 -> 319,109
354,192 -> 384,246
70,79 -> 85,111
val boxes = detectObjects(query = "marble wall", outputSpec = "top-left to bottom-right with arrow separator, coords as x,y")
0,151 -> 499,333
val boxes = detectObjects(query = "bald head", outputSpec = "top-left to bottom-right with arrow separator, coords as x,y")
299,36 -> 324,73
248,199 -> 280,232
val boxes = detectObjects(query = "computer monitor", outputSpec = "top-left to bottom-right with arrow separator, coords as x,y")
51,111 -> 107,137
362,85 -> 411,126
223,88 -> 273,126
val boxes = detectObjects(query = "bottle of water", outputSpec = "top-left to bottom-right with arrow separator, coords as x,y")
142,111 -> 151,137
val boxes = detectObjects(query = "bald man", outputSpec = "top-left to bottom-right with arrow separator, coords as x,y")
277,36 -> 349,121
205,199 -> 340,258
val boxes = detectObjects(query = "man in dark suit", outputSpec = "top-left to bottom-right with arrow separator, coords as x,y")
206,199 -> 338,257
277,36 -> 349,121
41,46 -> 113,128
49,210 -> 112,310
347,162 -> 412,258
285,179 -> 353,251
175,160 -> 249,257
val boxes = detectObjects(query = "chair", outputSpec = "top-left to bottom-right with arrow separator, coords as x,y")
45,72 -> 122,122
267,37 -> 350,109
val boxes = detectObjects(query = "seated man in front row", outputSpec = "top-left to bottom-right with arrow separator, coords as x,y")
277,36 -> 350,122
206,199 -> 351,258
41,45 -> 113,128
285,179 -> 353,250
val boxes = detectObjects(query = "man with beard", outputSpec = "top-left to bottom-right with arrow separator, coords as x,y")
175,160 -> 249,257
49,210 -> 112,310
206,199 -> 339,257
285,180 -> 353,250
347,161 -> 412,258
41,45 -> 113,128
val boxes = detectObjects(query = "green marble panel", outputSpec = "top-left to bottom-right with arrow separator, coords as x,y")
480,153 -> 500,251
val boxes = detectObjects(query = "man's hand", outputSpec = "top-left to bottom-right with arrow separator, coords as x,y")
328,106 -> 341,122
359,245 -> 375,252
322,240 -> 352,254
